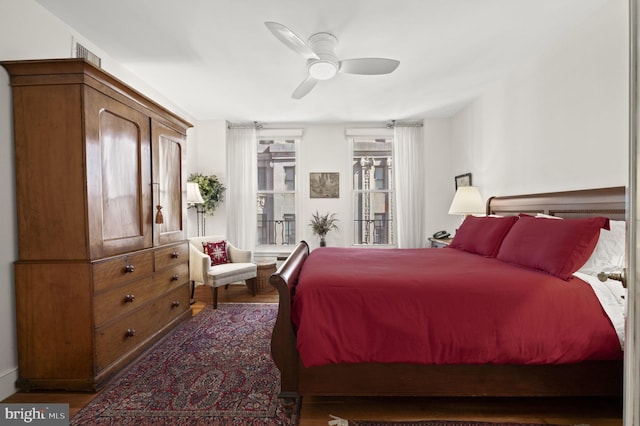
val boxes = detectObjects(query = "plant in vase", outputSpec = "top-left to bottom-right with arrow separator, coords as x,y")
309,211 -> 339,247
188,172 -> 226,215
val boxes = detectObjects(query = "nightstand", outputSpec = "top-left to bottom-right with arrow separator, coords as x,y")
428,237 -> 452,248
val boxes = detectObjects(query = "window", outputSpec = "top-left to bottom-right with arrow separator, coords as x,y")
352,137 -> 394,245
284,166 -> 295,191
257,137 -> 297,245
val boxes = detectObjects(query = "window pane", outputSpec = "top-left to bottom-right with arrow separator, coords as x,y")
258,139 -> 297,190
352,136 -> 393,245
374,160 -> 389,190
257,192 -> 296,245
284,166 -> 295,191
257,137 -> 297,246
353,192 -> 393,245
257,166 -> 270,191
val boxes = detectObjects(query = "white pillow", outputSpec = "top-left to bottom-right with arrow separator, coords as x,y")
577,220 -> 626,275
535,213 -> 561,219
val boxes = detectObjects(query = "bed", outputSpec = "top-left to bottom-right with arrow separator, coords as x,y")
269,186 -> 627,415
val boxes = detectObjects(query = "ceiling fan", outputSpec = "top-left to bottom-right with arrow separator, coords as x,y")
265,21 -> 400,99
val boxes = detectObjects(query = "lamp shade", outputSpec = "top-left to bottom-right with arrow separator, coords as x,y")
448,186 -> 484,215
186,182 -> 204,204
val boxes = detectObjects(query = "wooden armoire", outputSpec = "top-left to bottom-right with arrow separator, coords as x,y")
2,59 -> 193,391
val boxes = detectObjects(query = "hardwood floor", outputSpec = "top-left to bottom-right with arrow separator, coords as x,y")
3,283 -> 623,425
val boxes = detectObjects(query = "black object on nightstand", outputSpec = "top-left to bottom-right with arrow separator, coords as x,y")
428,237 -> 452,248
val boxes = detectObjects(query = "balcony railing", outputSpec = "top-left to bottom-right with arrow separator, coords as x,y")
257,219 -> 296,245
354,219 -> 394,245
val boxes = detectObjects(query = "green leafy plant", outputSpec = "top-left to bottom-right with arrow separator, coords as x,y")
188,173 -> 226,215
309,211 -> 339,238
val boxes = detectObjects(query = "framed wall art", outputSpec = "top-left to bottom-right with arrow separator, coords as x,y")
310,172 -> 339,198
455,173 -> 472,190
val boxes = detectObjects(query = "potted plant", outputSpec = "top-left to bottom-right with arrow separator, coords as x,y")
309,211 -> 339,247
188,172 -> 226,215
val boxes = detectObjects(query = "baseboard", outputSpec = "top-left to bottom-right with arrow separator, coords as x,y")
0,365 -> 18,400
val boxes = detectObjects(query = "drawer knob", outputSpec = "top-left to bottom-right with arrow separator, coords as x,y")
171,274 -> 179,281
124,294 -> 136,303
171,251 -> 180,259
125,328 -> 136,337
124,264 -> 135,273
171,300 -> 180,307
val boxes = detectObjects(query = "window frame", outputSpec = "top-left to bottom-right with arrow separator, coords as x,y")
256,131 -> 302,249
349,131 -> 395,247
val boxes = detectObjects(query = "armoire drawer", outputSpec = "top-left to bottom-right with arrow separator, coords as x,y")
93,251 -> 154,293
93,276 -> 155,328
154,243 -> 188,271
94,263 -> 189,328
94,285 -> 190,372
154,263 -> 189,293
93,263 -> 188,328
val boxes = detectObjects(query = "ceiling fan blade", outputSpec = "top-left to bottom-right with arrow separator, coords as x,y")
265,21 -> 319,60
292,76 -> 318,99
339,58 -> 400,75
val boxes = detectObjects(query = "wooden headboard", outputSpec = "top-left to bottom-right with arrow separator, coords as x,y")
486,186 -> 627,221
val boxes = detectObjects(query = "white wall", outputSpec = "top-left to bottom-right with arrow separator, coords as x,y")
423,118 -> 456,235
193,0 -> 628,244
448,0 -> 628,200
192,121 -> 411,249
186,119 -> 227,238
298,124 -> 354,248
190,0 -> 629,243
0,0 -> 194,399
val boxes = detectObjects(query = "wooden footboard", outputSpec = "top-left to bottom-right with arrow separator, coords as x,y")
269,240 -> 309,412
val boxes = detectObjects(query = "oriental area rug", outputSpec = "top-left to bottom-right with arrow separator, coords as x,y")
71,303 -> 299,425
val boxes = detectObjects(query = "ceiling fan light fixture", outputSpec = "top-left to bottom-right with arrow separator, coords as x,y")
266,22 -> 399,98
308,60 -> 337,80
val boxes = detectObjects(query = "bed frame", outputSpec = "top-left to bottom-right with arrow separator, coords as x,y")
269,186 -> 626,414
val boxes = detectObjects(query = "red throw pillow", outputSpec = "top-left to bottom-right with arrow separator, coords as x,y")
496,215 -> 610,280
203,241 -> 229,266
448,215 -> 518,257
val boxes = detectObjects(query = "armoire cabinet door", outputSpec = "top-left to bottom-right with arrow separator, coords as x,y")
152,120 -> 186,246
85,87 -> 153,258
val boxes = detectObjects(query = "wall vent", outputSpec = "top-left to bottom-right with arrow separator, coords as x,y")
74,41 -> 102,68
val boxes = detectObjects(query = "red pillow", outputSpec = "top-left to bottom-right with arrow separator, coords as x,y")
202,241 -> 229,266
448,215 -> 518,257
496,215 -> 610,280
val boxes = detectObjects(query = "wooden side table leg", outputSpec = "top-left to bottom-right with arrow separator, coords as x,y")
246,277 -> 257,297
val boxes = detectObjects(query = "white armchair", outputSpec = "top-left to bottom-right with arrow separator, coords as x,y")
189,235 -> 257,308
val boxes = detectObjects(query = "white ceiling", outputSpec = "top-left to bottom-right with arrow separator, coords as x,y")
35,0 -> 606,123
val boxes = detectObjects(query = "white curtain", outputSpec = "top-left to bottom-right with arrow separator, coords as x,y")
225,126 -> 257,251
393,124 -> 425,248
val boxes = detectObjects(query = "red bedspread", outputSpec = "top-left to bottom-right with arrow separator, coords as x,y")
292,247 -> 622,367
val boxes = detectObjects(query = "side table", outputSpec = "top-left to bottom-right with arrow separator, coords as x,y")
254,259 -> 277,293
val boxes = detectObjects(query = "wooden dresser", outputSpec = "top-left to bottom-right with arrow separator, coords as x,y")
2,59 -> 193,391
